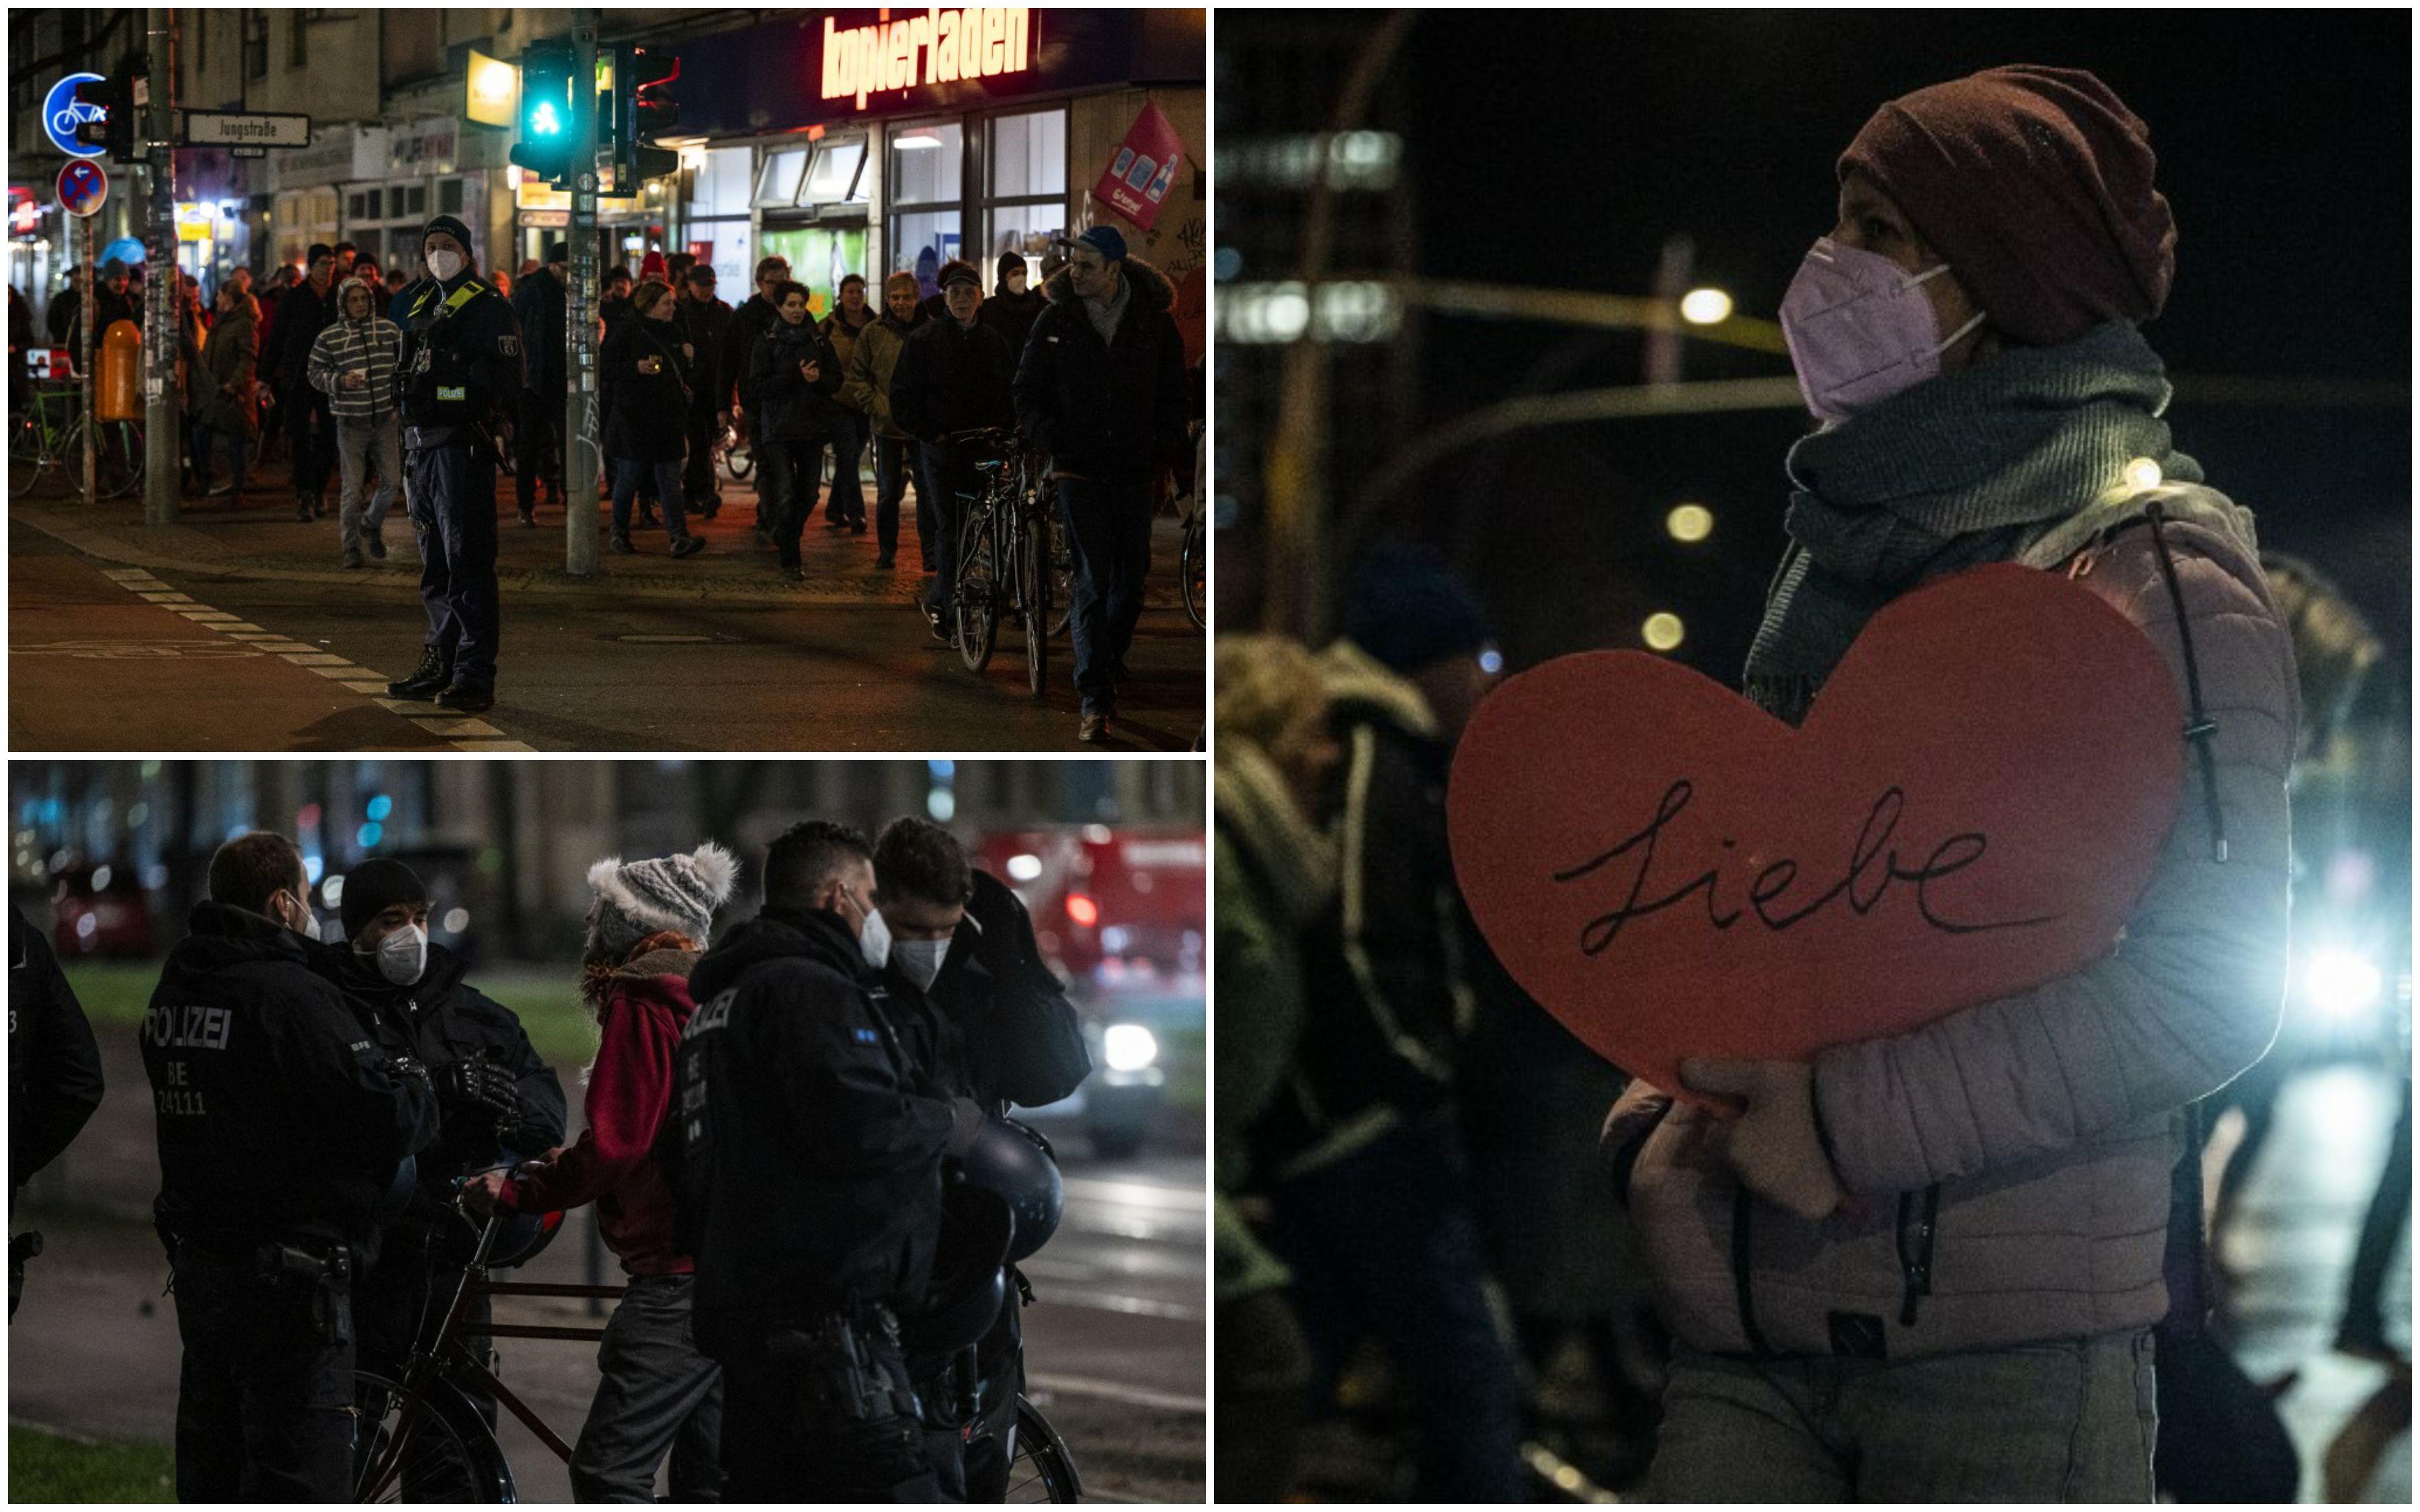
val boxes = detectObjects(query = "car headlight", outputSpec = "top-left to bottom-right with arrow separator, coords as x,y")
1102,1023 -> 1158,1073
2304,947 -> 2386,1026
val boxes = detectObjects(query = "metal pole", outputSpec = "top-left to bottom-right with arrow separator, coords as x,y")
563,9 -> 601,576
80,216 -> 95,502
143,7 -> 177,525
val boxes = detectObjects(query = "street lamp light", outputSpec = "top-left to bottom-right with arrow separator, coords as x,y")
1679,287 -> 1734,325
1642,612 -> 1686,653
1666,503 -> 1714,544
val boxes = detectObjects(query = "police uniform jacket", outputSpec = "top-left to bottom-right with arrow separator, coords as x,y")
333,943 -> 565,1213
676,908 -> 955,1335
10,907 -> 104,1193
142,903 -> 440,1254
395,269 -> 525,443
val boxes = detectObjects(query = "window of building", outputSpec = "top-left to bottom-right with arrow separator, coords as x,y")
364,187 -> 382,220
981,107 -> 1067,283
439,179 -> 462,214
691,145 -> 753,220
887,120 -> 963,295
348,191 -> 366,220
802,137 -> 868,204
752,148 -> 807,210
245,13 -> 267,81
290,10 -> 308,69
409,183 -> 429,216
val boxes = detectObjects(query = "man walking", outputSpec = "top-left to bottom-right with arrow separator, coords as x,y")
1014,226 -> 1189,742
383,214 -> 524,715
718,256 -> 791,536
840,272 -> 930,572
677,265 -> 735,521
744,280 -> 848,583
264,245 -> 344,523
511,242 -> 569,528
892,260 -> 1015,642
307,276 -> 405,569
819,273 -> 877,532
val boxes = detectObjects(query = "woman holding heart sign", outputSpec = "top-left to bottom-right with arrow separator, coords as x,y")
1584,66 -> 2301,1502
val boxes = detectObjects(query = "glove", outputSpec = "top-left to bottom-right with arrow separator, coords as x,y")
945,1095 -> 987,1159
1677,1058 -> 1847,1221
436,1056 -> 520,1124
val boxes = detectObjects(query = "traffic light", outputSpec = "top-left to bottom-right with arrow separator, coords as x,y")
72,75 -> 138,163
508,40 -> 576,185
616,45 -> 682,187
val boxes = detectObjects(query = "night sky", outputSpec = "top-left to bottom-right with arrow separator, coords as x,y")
1389,9 -> 2411,679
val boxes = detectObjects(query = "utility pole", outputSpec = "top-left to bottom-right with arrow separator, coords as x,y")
80,216 -> 95,501
564,9 -> 601,576
143,7 -> 177,525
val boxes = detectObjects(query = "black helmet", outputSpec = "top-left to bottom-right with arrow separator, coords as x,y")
959,1116 -> 1063,1263
901,1179 -> 1012,1363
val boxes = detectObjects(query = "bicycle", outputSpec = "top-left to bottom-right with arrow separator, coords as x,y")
7,379 -> 144,499
949,429 -> 1057,696
715,415 -> 754,482
352,1202 -> 1080,1502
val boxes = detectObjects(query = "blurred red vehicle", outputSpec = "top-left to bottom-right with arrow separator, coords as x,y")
50,863 -> 157,958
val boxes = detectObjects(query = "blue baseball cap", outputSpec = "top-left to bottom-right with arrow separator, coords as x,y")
1057,225 -> 1128,263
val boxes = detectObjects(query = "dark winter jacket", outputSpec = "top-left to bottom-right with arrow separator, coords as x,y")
503,947 -> 700,1277
1014,257 -> 1188,481
721,292 -> 782,415
821,304 -> 877,380
10,907 -> 104,1193
890,313 -> 1015,449
143,902 -> 441,1253
889,870 -> 1092,1114
677,293 -> 734,416
194,307 -> 261,435
839,310 -> 920,438
677,908 -> 956,1333
265,276 -> 340,388
745,317 -> 848,444
510,267 -> 568,394
979,285 -> 1046,364
602,314 -> 698,464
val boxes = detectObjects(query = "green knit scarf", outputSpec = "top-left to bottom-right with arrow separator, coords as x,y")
1742,321 -> 2204,724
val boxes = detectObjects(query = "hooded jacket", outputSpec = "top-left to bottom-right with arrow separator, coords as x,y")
746,317 -> 848,444
676,908 -> 956,1335
1610,487 -> 2298,1361
839,308 -> 922,439
502,946 -> 701,1276
1013,257 -> 1188,480
306,278 -> 402,423
143,902 -> 440,1253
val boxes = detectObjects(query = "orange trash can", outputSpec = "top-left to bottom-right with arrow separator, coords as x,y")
98,319 -> 142,423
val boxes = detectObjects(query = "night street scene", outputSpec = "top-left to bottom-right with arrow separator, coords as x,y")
1215,9 -> 2409,1505
9,757 -> 1205,1501
7,8 -> 1207,751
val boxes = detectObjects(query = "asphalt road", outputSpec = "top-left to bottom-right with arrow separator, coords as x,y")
9,1023 -> 1206,1503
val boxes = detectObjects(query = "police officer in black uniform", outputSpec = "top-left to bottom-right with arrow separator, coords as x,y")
385,214 -> 524,715
142,832 -> 442,1502
11,904 -> 106,1318
869,818 -> 1091,1501
321,859 -> 565,1433
676,820 -> 985,1501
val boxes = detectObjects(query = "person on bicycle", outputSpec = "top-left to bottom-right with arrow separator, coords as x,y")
1013,226 -> 1191,743
319,859 -> 566,1424
143,832 -> 442,1502
676,264 -> 735,523
870,818 -> 1091,1501
465,844 -> 739,1502
746,280 -> 850,583
675,821 -> 985,1501
840,271 -> 933,573
890,259 -> 1016,644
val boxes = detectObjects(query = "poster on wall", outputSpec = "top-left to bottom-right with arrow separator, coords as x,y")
1092,101 -> 1185,232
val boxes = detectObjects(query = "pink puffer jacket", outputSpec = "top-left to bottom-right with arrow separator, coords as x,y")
1612,486 -> 2299,1360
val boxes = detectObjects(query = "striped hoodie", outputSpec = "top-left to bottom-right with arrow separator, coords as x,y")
307,276 -> 403,422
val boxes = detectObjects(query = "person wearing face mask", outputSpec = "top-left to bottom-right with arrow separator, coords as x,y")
977,252 -> 1045,364
840,271 -> 933,571
385,214 -> 526,716
891,259 -> 1016,643
141,832 -> 442,1502
870,817 -> 1090,1501
1601,67 -> 2297,1502
320,858 -> 564,1437
602,278 -> 709,558
746,279 -> 850,583
676,820 -> 981,1501
462,845 -> 737,1503
817,273 -> 876,533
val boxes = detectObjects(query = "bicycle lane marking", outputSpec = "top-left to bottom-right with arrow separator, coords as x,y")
93,567 -> 534,751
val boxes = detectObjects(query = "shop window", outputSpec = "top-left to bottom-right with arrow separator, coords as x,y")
887,121 -> 963,206
889,212 -> 961,296
985,203 -> 1065,269
440,179 -> 462,214
692,146 -> 754,220
803,138 -> 868,204
988,109 -> 1065,200
754,149 -> 808,210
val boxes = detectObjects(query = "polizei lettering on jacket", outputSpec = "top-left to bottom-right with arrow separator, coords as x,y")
143,1002 -> 234,1051
820,9 -> 1032,110
1553,780 -> 2061,956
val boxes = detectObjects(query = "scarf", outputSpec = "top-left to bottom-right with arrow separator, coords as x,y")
1742,320 -> 2206,724
1082,269 -> 1131,347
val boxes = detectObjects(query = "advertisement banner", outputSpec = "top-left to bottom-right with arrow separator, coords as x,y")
1091,101 -> 1184,232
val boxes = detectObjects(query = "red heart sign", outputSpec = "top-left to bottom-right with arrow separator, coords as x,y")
1448,563 -> 2184,1097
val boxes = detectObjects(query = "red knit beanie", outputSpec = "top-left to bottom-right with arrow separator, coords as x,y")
1839,65 -> 2176,347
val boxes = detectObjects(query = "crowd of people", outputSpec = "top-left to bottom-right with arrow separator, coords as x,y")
19,214 -> 1195,740
1215,64 -> 2407,1505
11,812 -> 1094,1501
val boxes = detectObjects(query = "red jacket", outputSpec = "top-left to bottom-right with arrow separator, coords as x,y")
501,948 -> 699,1275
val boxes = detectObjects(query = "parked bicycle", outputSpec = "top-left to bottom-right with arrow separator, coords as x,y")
352,1197 -> 1081,1502
949,428 -> 1059,696
7,378 -> 144,499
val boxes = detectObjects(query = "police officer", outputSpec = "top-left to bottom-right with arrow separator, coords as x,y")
676,820 -> 985,1501
10,905 -> 105,1318
385,214 -> 524,715
143,832 -> 442,1501
321,859 -> 565,1418
869,818 -> 1090,1501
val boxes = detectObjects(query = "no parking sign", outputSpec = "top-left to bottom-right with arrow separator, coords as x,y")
56,159 -> 108,218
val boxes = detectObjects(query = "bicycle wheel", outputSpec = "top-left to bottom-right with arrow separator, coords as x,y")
7,413 -> 45,495
722,426 -> 754,481
1007,1396 -> 1083,1503
1020,511 -> 1051,698
100,420 -> 144,500
1181,513 -> 1207,630
954,507 -> 1000,671
352,1364 -> 515,1503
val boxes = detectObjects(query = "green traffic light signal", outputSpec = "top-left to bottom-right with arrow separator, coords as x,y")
508,40 -> 577,185
530,99 -> 561,136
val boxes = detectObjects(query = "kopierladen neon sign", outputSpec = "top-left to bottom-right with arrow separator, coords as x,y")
819,8 -> 1033,110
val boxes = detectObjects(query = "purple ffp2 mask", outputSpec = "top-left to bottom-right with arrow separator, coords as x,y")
1779,237 -> 1986,423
